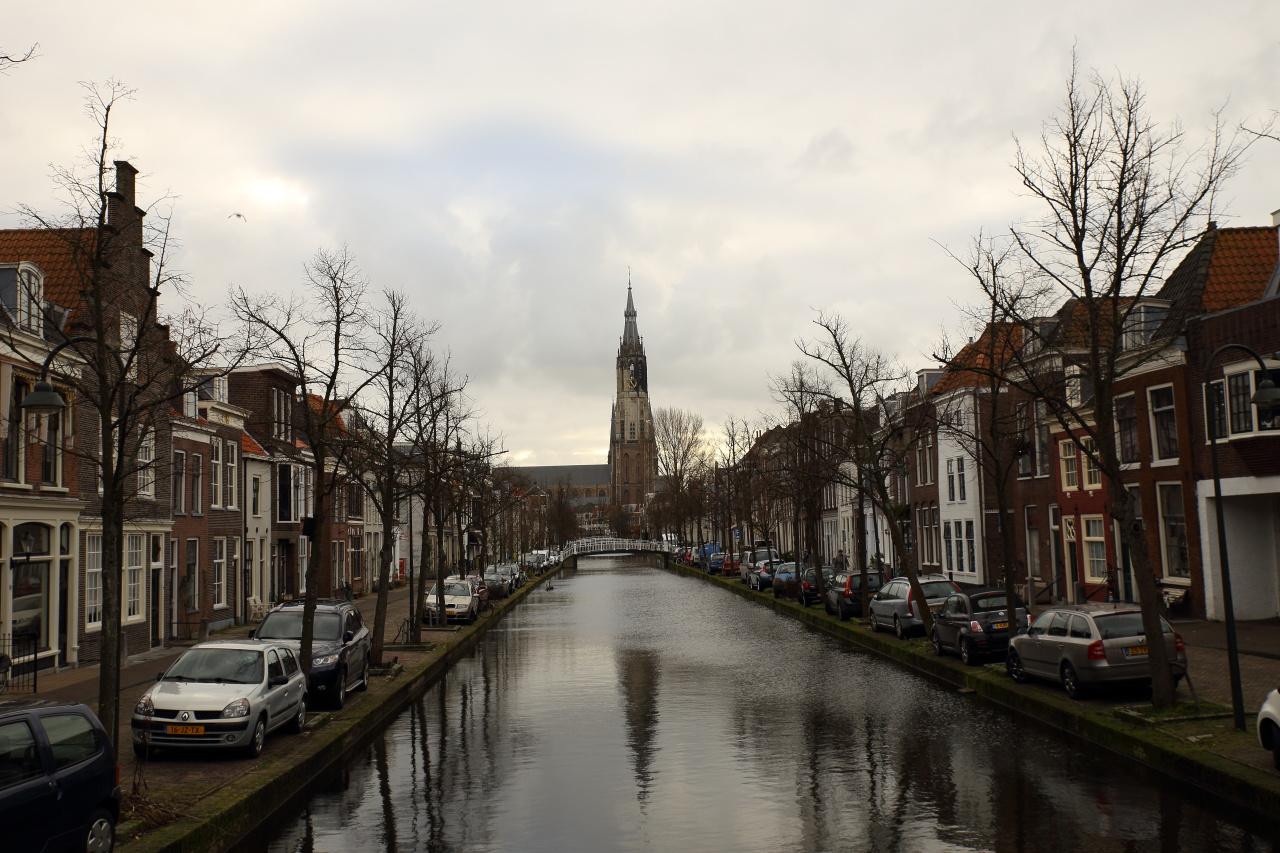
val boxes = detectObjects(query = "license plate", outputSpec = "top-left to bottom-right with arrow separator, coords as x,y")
992,622 -> 1008,631
1123,645 -> 1149,657
165,724 -> 205,735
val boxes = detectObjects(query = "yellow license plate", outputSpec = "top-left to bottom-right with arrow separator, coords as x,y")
992,622 -> 1008,630
166,724 -> 205,735
1123,645 -> 1149,657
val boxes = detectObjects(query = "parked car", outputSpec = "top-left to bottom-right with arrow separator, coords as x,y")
869,575 -> 962,639
484,569 -> 511,599
1006,605 -> 1187,700
748,559 -> 783,591
824,571 -> 884,620
451,574 -> 490,607
0,698 -> 120,853
131,640 -> 307,758
771,562 -> 800,597
1258,689 -> 1280,770
497,564 -> 522,590
931,589 -> 1028,665
739,548 -> 781,583
425,580 -> 481,624
708,553 -> 725,574
253,599 -> 373,709
795,567 -> 835,607
721,553 -> 740,577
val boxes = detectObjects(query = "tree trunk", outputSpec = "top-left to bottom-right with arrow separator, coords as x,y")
370,480 -> 396,666
299,460 -> 329,676
97,490 -> 125,754
856,486 -> 869,620
1116,493 -> 1177,707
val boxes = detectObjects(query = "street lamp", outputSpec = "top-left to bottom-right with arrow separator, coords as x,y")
1206,344 -> 1280,731
19,336 -> 99,417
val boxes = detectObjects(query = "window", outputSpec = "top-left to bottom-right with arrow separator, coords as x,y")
1035,402 -> 1051,477
85,534 -> 102,628
119,311 -> 138,380
1017,403 -> 1033,476
4,377 -> 27,482
185,539 -> 199,611
126,533 -> 144,619
1228,373 -> 1253,435
628,421 -> 636,440
183,391 -> 198,419
251,475 -> 261,516
225,441 -> 237,508
191,454 -> 203,513
1115,395 -> 1139,464
1068,615 -> 1092,640
332,540 -> 346,588
954,521 -> 965,572
278,464 -> 294,522
137,429 -> 155,497
1158,484 -> 1189,579
1082,438 -> 1102,488
1083,516 -> 1107,582
0,720 -> 44,787
930,505 -> 940,566
16,267 -> 43,334
943,522 -> 953,571
946,458 -> 955,502
1024,507 -> 1041,580
41,714 -> 99,770
213,538 -> 226,607
172,451 -> 186,514
956,458 -> 966,502
1065,365 -> 1083,407
1059,440 -> 1078,489
272,388 -> 292,440
1122,304 -> 1167,351
39,412 -> 61,485
1257,370 -> 1280,431
1148,386 -> 1178,459
210,439 -> 222,508
966,520 -> 976,575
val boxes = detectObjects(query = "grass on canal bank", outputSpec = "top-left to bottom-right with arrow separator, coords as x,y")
661,559 -> 1280,825
118,570 -> 559,853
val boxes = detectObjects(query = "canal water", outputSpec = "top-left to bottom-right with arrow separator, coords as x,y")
260,557 -> 1279,852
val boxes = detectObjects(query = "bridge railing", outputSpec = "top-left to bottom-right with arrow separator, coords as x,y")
561,537 -> 674,557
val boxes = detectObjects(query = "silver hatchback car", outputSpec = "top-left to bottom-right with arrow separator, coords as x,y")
130,640 -> 308,758
869,574 -> 961,639
1007,606 -> 1187,699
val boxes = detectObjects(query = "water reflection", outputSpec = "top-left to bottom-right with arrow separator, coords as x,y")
259,560 -> 1280,853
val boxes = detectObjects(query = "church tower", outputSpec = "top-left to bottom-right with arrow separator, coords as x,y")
608,281 -> 658,520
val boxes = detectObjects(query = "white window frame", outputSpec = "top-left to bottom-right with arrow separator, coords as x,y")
956,457 -> 966,502
213,537 -> 226,608
183,390 -> 198,419
191,453 -> 203,514
1082,515 -> 1108,583
185,538 -> 200,611
17,266 -> 43,334
1114,393 -> 1139,467
173,450 -> 186,514
85,533 -> 103,630
225,440 -> 237,508
946,458 -> 955,502
125,533 -> 145,622
251,474 -> 261,517
210,438 -> 222,508
1082,437 -> 1102,489
954,521 -> 966,572
1156,481 -> 1191,582
1147,384 -> 1179,462
1059,440 -> 1078,490
137,428 -> 155,497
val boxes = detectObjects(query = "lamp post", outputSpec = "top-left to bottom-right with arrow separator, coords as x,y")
1206,344 -> 1280,731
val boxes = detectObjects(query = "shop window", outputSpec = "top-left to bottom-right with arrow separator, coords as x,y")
1158,484 -> 1190,579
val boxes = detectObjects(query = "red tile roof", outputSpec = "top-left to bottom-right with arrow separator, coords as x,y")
242,432 -> 268,458
932,323 -> 1021,394
1202,227 -> 1278,311
0,228 -> 95,309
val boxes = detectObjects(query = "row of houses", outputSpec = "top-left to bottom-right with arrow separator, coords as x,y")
735,214 -> 1280,622
0,161 -> 485,674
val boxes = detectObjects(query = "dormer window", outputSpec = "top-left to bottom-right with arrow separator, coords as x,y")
1122,302 -> 1169,352
17,267 -> 42,335
183,391 -> 198,419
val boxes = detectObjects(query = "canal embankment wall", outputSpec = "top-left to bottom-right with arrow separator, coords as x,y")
660,559 -> 1280,825
120,570 -> 559,853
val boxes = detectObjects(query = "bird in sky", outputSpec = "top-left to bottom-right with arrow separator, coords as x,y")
227,212 -> 247,222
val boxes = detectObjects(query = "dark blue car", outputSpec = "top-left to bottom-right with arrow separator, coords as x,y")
0,698 -> 120,852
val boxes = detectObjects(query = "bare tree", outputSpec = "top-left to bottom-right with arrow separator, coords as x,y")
0,43 -> 36,72
14,82 -> 227,750
232,246 -> 377,676
983,58 -> 1248,706
652,406 -> 705,538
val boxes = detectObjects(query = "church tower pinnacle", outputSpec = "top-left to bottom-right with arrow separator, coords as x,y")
609,276 -> 657,527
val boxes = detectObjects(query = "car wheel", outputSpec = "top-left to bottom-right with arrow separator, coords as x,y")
894,616 -> 906,640
356,656 -> 370,692
245,714 -> 267,758
85,807 -> 115,853
870,611 -> 880,632
932,630 -> 945,656
332,668 -> 348,710
289,699 -> 307,734
961,639 -> 976,666
1007,650 -> 1026,683
1060,661 -> 1084,700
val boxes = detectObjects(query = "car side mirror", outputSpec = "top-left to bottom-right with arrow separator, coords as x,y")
269,674 -> 289,688
344,630 -> 355,643
155,671 -> 164,682
248,629 -> 256,639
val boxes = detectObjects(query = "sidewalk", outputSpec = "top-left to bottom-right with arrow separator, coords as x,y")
1175,617 -> 1280,716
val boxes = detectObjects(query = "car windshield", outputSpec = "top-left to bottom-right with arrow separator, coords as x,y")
1094,612 -> 1172,639
971,594 -> 1015,612
920,581 -> 956,599
484,572 -> 501,581
257,611 -> 343,642
433,582 -> 472,597
165,648 -> 263,684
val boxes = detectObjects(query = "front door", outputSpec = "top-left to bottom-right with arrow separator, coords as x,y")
150,568 -> 162,647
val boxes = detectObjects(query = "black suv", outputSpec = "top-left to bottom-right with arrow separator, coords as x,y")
252,600 -> 373,709
0,699 -> 120,852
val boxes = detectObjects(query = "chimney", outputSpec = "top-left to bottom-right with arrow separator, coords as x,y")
1272,208 -> 1280,228
114,160 -> 137,206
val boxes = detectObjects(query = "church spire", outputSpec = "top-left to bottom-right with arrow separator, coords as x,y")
622,273 -> 641,349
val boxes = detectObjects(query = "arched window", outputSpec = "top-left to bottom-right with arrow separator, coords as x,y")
17,267 -> 43,334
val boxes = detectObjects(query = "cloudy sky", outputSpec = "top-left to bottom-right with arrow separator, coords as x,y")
4,3 -> 1278,465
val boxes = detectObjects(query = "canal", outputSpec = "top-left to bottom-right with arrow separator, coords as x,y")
260,557 -> 1278,852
